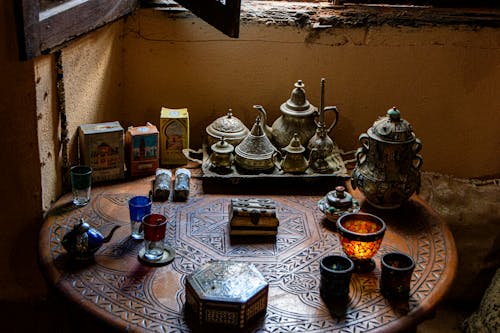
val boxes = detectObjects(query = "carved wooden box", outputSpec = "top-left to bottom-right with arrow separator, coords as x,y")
185,261 -> 268,328
229,198 -> 279,236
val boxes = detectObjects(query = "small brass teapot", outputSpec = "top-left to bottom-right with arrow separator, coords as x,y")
209,137 -> 234,173
281,133 -> 308,174
351,107 -> 423,209
61,218 -> 120,261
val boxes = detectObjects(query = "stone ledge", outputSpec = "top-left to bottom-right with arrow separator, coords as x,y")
147,1 -> 500,28
241,2 -> 500,28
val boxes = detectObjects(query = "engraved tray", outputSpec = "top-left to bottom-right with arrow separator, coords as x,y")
200,148 -> 350,194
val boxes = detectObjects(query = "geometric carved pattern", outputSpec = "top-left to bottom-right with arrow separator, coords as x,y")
42,178 -> 456,333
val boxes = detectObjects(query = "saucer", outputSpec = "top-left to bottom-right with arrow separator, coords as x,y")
138,246 -> 175,266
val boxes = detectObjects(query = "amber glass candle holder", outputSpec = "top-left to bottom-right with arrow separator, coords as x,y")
336,213 -> 386,273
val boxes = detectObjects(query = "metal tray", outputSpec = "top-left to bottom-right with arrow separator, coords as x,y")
200,150 -> 350,194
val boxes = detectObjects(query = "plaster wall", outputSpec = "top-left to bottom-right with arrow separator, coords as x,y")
121,10 -> 500,179
35,21 -> 126,211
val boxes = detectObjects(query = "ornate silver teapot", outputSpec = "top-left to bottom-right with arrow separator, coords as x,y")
351,107 -> 423,209
270,80 -> 321,149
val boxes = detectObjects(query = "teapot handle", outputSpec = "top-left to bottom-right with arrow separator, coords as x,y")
273,150 -> 283,171
355,147 -> 366,166
413,154 -> 423,170
323,106 -> 339,133
53,224 -> 69,243
359,133 -> 369,152
412,138 -> 422,154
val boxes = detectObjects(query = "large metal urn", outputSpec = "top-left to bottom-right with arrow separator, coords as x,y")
351,107 -> 423,209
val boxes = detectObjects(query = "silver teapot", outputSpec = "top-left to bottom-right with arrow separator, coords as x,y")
351,107 -> 423,209
271,80 -> 319,149
61,218 -> 120,261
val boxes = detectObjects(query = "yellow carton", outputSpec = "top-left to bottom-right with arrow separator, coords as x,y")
160,107 -> 189,166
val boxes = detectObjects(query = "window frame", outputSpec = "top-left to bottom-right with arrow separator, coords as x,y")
15,0 -> 241,60
15,0 -> 138,60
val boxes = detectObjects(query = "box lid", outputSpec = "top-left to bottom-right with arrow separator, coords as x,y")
127,122 -> 158,136
79,121 -> 123,134
161,107 -> 189,119
186,261 -> 268,303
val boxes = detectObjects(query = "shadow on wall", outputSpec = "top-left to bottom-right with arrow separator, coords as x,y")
419,171 -> 500,304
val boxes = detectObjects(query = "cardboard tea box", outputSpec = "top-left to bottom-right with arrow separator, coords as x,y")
160,107 -> 189,166
125,122 -> 159,177
78,121 -> 125,182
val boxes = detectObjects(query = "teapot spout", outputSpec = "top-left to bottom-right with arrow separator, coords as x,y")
253,105 -> 273,140
103,225 -> 120,243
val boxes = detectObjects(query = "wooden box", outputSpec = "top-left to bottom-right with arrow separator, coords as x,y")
125,122 -> 159,177
160,107 -> 189,166
229,198 -> 279,236
78,121 -> 124,182
185,261 -> 268,328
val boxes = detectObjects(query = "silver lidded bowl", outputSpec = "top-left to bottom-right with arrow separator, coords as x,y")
206,110 -> 249,148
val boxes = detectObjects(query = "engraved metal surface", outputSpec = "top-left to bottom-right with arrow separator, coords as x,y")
40,177 -> 456,333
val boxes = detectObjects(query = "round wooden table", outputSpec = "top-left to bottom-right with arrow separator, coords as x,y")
39,176 -> 457,333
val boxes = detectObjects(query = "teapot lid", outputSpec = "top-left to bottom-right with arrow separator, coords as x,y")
280,80 -> 317,117
211,137 -> 234,154
369,107 -> 415,142
206,110 -> 249,141
283,133 -> 305,154
75,218 -> 90,233
326,186 -> 354,208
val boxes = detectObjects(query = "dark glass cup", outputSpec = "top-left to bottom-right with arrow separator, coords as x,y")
380,252 -> 415,299
320,255 -> 355,302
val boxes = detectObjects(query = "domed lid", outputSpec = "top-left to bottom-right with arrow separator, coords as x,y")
326,186 -> 354,208
206,110 -> 249,141
211,137 -> 234,154
369,107 -> 415,142
283,133 -> 305,154
280,80 -> 317,117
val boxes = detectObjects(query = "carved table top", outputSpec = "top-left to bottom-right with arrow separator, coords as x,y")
39,176 -> 457,333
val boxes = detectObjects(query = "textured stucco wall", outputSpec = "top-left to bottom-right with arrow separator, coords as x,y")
36,21 -> 126,211
121,9 -> 500,179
